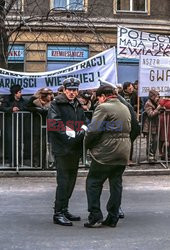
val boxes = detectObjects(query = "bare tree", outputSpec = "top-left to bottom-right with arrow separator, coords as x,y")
3,0 -> 168,70
0,0 -> 8,68
1,0 -> 117,68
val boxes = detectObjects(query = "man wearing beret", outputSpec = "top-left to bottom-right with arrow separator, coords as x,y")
48,77 -> 86,226
84,85 -> 131,228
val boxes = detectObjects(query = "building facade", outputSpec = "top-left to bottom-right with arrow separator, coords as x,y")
5,0 -> 170,83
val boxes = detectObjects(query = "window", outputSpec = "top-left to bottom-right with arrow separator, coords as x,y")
53,0 -> 84,11
5,0 -> 23,12
117,0 -> 147,12
8,45 -> 25,72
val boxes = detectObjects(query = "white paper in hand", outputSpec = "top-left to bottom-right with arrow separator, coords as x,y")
65,126 -> 76,138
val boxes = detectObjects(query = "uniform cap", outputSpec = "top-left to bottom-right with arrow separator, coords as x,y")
99,78 -> 117,89
63,77 -> 80,89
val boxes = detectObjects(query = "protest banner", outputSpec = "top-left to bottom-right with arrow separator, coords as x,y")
139,55 -> 170,97
117,26 -> 170,59
0,47 -> 117,94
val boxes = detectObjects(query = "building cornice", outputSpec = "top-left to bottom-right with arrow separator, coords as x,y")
5,16 -> 170,34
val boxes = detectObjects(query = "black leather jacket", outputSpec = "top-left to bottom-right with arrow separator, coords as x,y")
48,93 -> 86,156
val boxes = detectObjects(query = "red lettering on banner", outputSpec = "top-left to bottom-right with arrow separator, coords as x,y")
8,50 -> 21,57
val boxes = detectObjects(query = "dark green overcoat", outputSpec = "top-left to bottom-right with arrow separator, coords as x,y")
85,98 -> 131,166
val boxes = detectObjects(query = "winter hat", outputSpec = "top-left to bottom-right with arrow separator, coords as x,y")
149,90 -> 159,99
10,85 -> 23,95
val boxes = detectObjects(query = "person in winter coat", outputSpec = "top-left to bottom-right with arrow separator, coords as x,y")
27,88 -> 54,168
48,77 -> 86,226
0,85 -> 28,167
0,84 -> 27,112
143,90 -> 163,161
84,85 -> 131,228
159,97 -> 170,158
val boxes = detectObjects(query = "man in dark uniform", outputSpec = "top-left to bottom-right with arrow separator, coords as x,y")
48,77 -> 86,226
84,85 -> 131,228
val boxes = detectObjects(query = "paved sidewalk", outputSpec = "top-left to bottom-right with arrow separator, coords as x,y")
1,136 -> 170,176
1,176 -> 170,250
0,161 -> 170,177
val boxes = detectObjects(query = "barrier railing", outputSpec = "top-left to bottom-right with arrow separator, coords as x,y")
0,111 -> 92,171
0,112 -> 5,166
0,111 -> 47,171
1,109 -> 170,171
138,110 -> 170,168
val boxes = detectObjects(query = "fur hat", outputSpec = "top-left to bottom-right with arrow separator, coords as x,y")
79,90 -> 92,100
40,88 -> 53,95
149,90 -> 159,98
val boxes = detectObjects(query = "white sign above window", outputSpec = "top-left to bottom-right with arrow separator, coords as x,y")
47,46 -> 89,61
8,45 -> 24,61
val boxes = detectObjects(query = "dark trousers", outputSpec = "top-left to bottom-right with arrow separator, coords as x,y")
54,153 -> 80,213
129,141 -> 133,161
86,159 -> 125,222
146,133 -> 158,156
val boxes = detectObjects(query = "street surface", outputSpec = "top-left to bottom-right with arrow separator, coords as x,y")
0,176 -> 170,250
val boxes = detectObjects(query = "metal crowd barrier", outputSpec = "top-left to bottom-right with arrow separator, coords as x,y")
0,111 -> 93,171
2,109 -> 169,171
138,110 -> 170,168
0,111 -> 48,171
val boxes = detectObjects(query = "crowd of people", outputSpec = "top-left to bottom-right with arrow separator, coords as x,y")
0,79 -> 169,167
0,79 -> 140,167
0,78 -> 170,228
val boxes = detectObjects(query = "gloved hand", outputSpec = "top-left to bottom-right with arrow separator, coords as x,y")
66,125 -> 87,145
160,107 -> 166,113
157,105 -> 165,112
67,130 -> 85,146
75,129 -> 85,143
81,125 -> 88,132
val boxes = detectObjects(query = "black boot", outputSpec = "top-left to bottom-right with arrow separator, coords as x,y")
53,212 -> 73,226
102,214 -> 118,227
64,210 -> 81,221
84,219 -> 103,228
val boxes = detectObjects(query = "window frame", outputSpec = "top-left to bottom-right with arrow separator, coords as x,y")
50,0 -> 88,12
5,0 -> 24,13
114,0 -> 150,14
